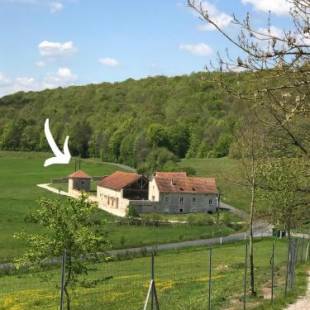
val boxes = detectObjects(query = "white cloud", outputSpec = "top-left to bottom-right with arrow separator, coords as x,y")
179,43 -> 213,56
0,73 -> 11,86
43,67 -> 77,89
241,0 -> 291,16
197,1 -> 232,31
1,0 -> 66,14
0,67 -> 78,97
296,33 -> 310,46
49,1 -> 63,13
38,40 -> 77,57
99,57 -> 120,67
35,60 -> 46,67
16,76 -> 35,86
2,76 -> 40,96
258,26 -> 283,38
57,67 -> 76,80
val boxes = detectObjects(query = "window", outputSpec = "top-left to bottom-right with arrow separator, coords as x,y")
179,208 -> 183,213
192,197 -> 196,203
165,197 -> 169,202
209,199 -> 213,204
180,197 -> 184,204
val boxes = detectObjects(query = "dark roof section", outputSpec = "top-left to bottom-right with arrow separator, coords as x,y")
68,170 -> 91,179
98,171 -> 142,191
155,175 -> 218,194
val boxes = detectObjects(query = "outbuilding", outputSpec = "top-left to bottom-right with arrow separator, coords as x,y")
68,170 -> 91,194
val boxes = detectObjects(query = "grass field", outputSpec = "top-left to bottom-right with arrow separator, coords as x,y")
0,239 -> 308,310
0,152 -> 238,263
0,151 -> 123,262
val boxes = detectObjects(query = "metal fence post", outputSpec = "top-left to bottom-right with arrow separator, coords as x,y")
60,249 -> 66,310
243,241 -> 248,310
285,238 -> 291,296
271,240 -> 275,304
151,252 -> 154,310
143,252 -> 159,310
208,248 -> 212,310
306,241 -> 310,262
300,237 -> 305,263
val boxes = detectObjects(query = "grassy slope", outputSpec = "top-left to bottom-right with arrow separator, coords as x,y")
0,152 -> 121,262
0,239 -> 308,310
0,152 -> 236,263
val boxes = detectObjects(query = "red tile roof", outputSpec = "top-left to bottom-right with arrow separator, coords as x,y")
155,175 -> 218,194
155,172 -> 187,178
98,171 -> 142,191
68,170 -> 91,179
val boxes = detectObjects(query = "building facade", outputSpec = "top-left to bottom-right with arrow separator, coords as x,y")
68,170 -> 91,195
144,172 -> 219,214
97,171 -> 148,214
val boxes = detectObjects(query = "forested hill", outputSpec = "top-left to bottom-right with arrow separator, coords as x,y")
0,72 -> 240,172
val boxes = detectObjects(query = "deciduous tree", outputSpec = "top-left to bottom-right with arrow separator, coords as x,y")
15,197 -> 109,310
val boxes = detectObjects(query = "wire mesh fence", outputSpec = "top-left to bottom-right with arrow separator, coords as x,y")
0,236 -> 309,309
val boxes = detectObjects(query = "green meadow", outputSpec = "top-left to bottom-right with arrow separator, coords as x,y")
0,152 -> 238,263
0,152 -> 308,310
0,239 -> 308,310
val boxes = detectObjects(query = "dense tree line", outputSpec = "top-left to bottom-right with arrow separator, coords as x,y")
0,72 -> 238,171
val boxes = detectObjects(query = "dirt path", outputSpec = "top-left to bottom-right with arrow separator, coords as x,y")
284,271 -> 310,310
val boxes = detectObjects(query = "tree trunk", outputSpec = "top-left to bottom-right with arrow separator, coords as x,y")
64,253 -> 72,310
285,220 -> 292,295
249,153 -> 256,296
249,177 -> 256,296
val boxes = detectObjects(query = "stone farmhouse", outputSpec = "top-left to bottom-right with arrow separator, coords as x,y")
67,169 -> 219,215
96,170 -> 219,215
147,172 -> 219,214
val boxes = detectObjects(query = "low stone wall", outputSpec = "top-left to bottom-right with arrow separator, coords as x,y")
129,200 -> 159,213
129,200 -> 217,214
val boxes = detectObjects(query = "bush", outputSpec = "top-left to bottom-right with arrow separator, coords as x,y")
126,206 -> 140,218
142,213 -> 164,225
219,212 -> 232,226
187,214 -> 215,226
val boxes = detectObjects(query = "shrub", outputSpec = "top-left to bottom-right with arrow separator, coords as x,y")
187,214 -> 215,226
126,206 -> 140,218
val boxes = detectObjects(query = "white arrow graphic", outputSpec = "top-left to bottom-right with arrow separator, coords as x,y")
44,118 -> 71,167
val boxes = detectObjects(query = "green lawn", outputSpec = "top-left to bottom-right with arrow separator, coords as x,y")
0,239 -> 308,310
0,152 -> 239,263
0,151 -> 124,262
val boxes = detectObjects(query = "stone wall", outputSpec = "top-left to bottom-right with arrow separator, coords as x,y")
130,193 -> 218,214
97,186 -> 130,211
68,178 -> 91,193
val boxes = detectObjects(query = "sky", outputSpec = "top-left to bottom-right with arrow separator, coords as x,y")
0,0 -> 294,97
